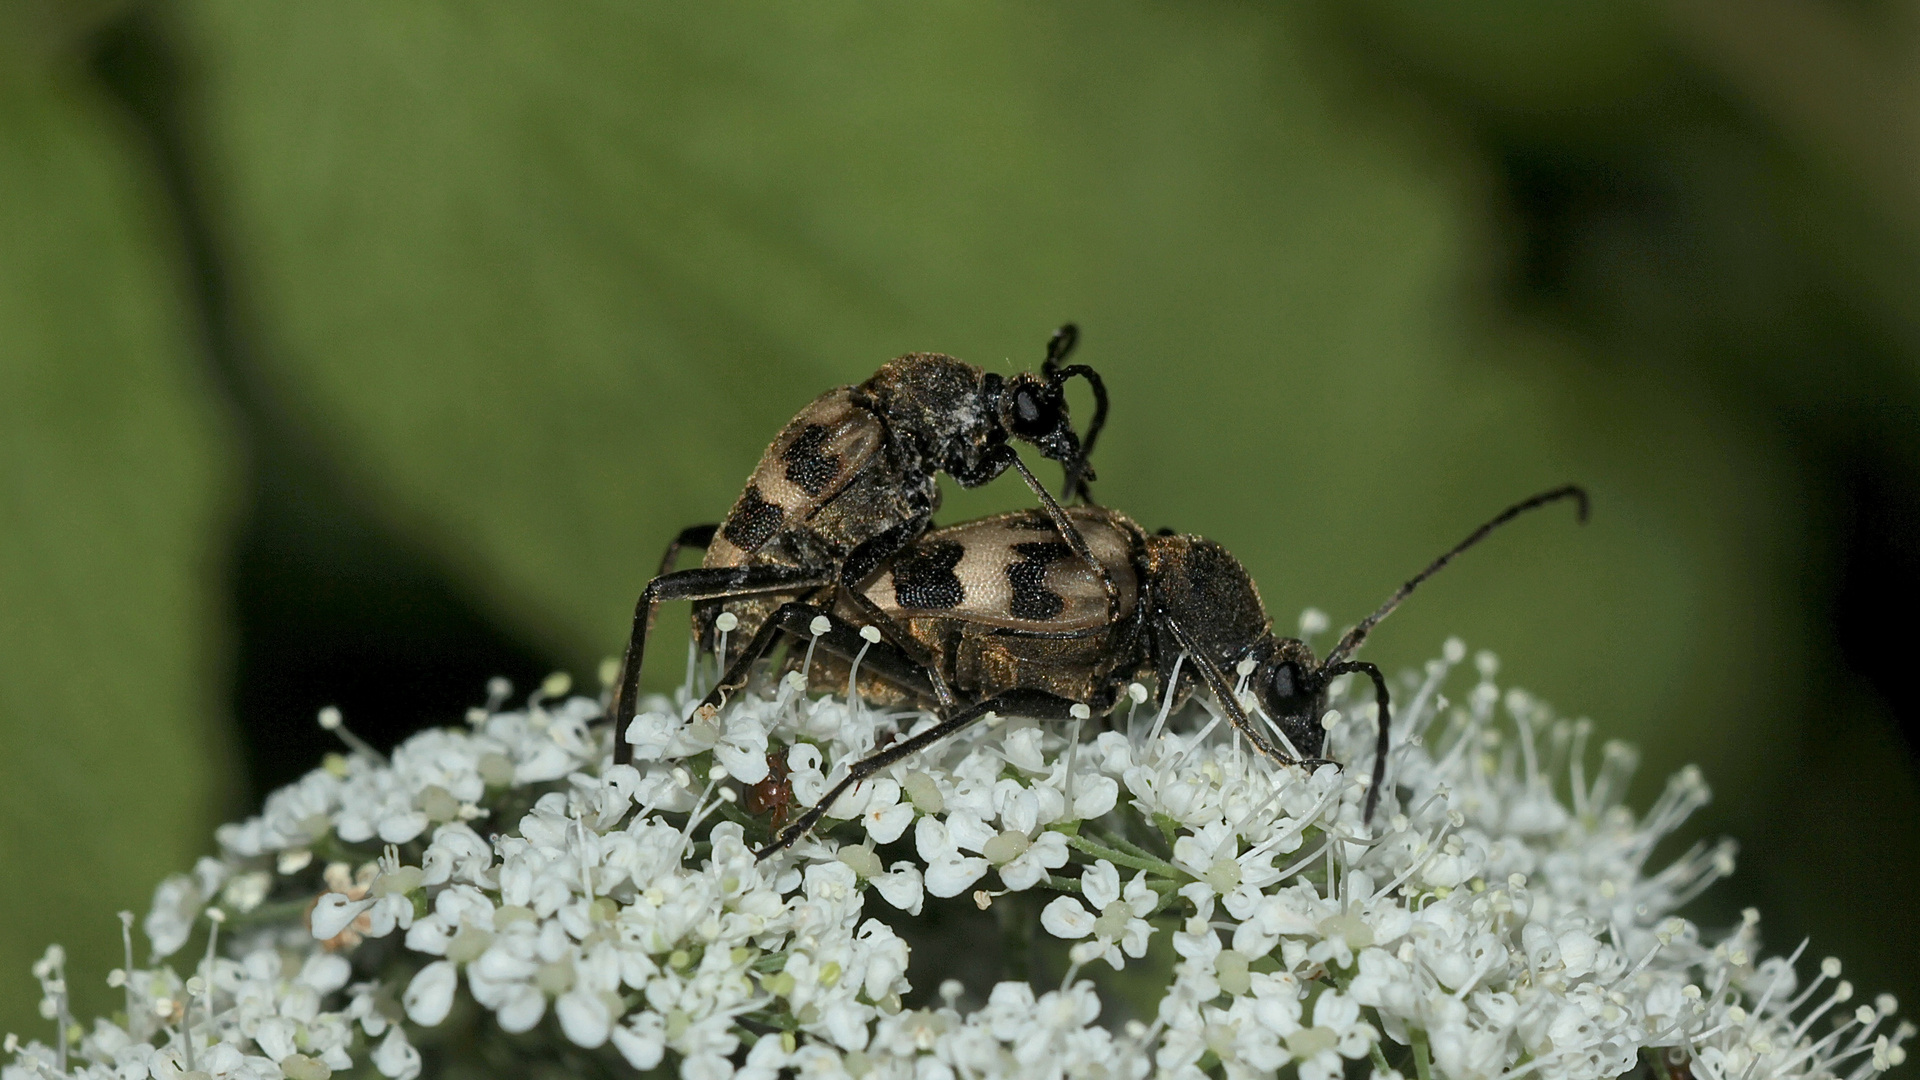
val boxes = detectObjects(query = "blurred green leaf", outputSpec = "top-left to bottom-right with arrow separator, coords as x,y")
0,58 -> 237,1033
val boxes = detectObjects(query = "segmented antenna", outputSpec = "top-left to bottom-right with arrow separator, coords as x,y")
1324,485 -> 1589,670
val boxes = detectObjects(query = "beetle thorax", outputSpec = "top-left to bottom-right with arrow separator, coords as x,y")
1142,534 -> 1272,671
859,354 -> 997,479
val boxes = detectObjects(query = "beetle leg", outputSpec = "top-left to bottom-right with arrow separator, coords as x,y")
695,602 -> 938,713
609,565 -> 836,765
836,590 -> 957,711
1157,612 -> 1296,768
837,521 -> 960,711
757,688 -> 1083,859
655,524 -> 718,577
994,447 -> 1120,623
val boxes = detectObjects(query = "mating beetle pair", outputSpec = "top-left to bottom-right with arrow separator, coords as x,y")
609,328 -> 1586,856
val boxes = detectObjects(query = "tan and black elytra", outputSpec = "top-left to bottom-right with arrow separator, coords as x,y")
609,326 -> 1111,765
730,486 -> 1587,856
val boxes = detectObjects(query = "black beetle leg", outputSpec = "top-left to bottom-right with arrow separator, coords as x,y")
993,447 -> 1119,622
655,524 -> 718,577
832,589 -> 958,713
609,564 -> 835,765
1158,612 -> 1294,767
758,687 -> 1084,859
696,602 -> 937,714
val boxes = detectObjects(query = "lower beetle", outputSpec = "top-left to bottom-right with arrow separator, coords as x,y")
709,485 -> 1587,855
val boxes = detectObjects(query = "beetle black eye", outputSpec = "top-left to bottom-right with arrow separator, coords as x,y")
1009,383 -> 1061,439
1265,661 -> 1312,716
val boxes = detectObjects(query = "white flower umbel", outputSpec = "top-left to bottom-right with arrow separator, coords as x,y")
5,635 -> 1912,1080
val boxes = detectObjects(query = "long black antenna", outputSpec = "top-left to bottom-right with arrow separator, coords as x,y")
1324,484 -> 1589,669
1041,323 -> 1079,371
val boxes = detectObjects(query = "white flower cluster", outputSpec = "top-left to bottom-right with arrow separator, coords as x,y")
5,642 -> 1912,1080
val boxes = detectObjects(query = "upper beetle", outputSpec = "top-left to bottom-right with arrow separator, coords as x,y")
609,326 -> 1111,764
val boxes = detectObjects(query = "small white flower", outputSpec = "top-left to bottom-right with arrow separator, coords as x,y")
556,985 -> 612,1048
611,1010 -> 667,1071
1039,860 -> 1156,969
403,960 -> 458,1026
915,814 -> 990,898
311,892 -> 376,940
855,778 -> 914,844
371,1024 -> 422,1079
871,861 -> 925,915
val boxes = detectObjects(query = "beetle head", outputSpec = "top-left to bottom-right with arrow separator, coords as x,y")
998,371 -> 1084,468
1247,636 -> 1329,761
986,325 -> 1108,501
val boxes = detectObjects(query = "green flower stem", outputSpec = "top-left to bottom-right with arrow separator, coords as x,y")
1103,832 -> 1176,868
223,899 -> 316,929
1062,832 -> 1180,878
1371,1038 -> 1395,1078
1411,1028 -> 1433,1080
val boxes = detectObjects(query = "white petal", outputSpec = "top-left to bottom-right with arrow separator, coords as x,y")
924,854 -> 990,898
299,952 -> 353,995
253,1017 -> 296,1061
1314,991 -> 1360,1032
824,999 -> 871,1052
493,981 -> 547,1033
611,1014 -> 666,1071
864,800 -> 914,845
556,988 -> 611,1048
623,712 -> 677,761
403,961 -> 458,1027
997,785 -> 1040,835
873,865 -> 924,915
946,813 -> 996,853
914,814 -> 955,860
379,809 -> 430,844
1123,871 -> 1157,915
473,944 -> 538,983
1070,775 -> 1118,820
1027,830 -> 1069,870
405,919 -> 452,957
1081,860 -> 1121,909
714,739 -> 769,785
371,1026 -> 422,1080
143,875 -> 201,960
1041,896 -> 1096,939
310,893 -> 375,940
998,854 -> 1046,892
1001,727 -> 1049,772
1171,834 -> 1210,877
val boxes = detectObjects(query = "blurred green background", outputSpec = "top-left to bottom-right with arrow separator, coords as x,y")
4,0 -> 1918,1045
